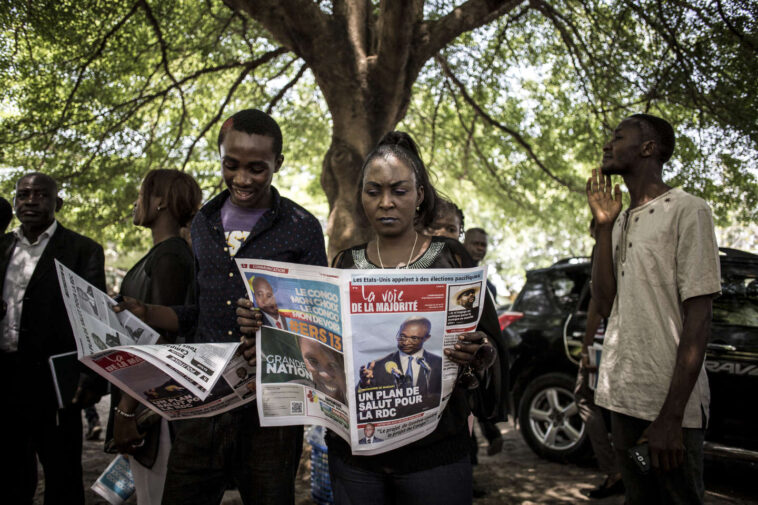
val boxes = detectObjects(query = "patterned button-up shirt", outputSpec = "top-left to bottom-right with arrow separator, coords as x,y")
174,187 -> 327,343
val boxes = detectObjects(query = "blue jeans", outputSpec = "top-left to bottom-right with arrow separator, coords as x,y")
161,404 -> 302,505
329,454 -> 472,505
611,411 -> 705,505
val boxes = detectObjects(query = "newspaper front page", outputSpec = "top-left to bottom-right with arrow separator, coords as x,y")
56,260 -> 255,419
236,258 -> 487,455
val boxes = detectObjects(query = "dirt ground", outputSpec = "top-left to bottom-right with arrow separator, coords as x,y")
34,398 -> 758,504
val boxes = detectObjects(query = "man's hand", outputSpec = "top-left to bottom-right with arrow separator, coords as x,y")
586,168 -> 622,226
580,346 -> 598,372
642,414 -> 685,472
112,296 -> 147,321
236,298 -> 262,366
359,361 -> 376,388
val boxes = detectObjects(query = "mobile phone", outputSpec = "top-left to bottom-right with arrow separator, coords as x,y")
627,442 -> 650,474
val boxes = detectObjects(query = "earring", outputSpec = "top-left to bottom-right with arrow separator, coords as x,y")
157,205 -> 163,211
415,206 -> 420,212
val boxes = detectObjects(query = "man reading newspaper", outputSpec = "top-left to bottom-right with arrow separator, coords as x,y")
114,109 -> 327,505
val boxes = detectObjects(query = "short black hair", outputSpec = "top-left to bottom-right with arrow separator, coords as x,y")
356,131 -> 439,228
217,109 -> 283,156
465,227 -> 487,238
16,172 -> 58,194
629,113 -> 675,163
0,197 -> 12,233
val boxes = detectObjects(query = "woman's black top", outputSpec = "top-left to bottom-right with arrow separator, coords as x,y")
325,236 -> 501,474
106,236 -> 195,467
121,236 -> 195,307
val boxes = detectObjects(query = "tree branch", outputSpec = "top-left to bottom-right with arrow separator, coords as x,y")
56,2 -> 141,127
223,0 -> 331,59
181,64 -> 255,170
334,0 -> 370,63
444,78 -> 535,212
418,0 -> 524,63
436,55 -> 578,190
4,49 -> 288,146
265,63 -> 308,114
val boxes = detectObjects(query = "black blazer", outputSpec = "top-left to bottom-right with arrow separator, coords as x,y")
359,349 -> 443,417
0,222 -> 105,406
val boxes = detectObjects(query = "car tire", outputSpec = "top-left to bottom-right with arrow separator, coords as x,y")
518,372 -> 590,462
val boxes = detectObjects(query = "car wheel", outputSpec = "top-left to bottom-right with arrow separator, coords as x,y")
518,372 -> 590,462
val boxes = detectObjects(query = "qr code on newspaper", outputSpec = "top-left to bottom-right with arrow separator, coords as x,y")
290,401 -> 303,415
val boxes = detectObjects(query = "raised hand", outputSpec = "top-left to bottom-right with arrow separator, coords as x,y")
586,168 -> 622,226
359,361 -> 376,387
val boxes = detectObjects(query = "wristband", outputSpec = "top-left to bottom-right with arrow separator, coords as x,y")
114,406 -> 136,418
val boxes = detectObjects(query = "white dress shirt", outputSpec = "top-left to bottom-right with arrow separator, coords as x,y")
263,311 -> 287,330
399,349 -> 424,387
1,221 -> 58,352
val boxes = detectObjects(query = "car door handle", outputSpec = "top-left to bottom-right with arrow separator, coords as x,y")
707,343 -> 737,352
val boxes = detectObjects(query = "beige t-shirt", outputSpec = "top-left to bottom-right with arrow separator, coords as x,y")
595,188 -> 721,428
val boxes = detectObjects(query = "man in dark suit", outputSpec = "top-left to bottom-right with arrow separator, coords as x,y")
358,316 -> 442,413
252,276 -> 290,330
358,423 -> 383,444
0,172 -> 106,505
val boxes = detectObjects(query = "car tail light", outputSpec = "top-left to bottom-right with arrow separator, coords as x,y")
499,311 -> 523,331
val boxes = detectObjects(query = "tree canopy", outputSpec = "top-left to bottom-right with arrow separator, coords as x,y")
1,0 -> 756,288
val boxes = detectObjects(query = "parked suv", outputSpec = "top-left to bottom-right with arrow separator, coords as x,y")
505,248 -> 758,463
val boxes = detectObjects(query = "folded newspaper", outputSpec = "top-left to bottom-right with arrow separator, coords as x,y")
55,260 -> 255,420
236,259 -> 487,455
56,258 -> 487,454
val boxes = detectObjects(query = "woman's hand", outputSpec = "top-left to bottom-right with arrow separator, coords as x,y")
111,296 -> 147,321
112,397 -> 145,454
236,298 -> 262,365
444,331 -> 496,371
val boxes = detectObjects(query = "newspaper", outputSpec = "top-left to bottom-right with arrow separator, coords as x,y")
91,455 -> 134,504
55,260 -> 255,419
588,343 -> 602,390
236,258 -> 487,455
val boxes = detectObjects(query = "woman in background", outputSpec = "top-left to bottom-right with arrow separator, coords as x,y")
108,169 -> 201,504
423,197 -> 464,241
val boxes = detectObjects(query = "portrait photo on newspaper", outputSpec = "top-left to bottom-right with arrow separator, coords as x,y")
353,313 -> 444,424
446,282 -> 482,326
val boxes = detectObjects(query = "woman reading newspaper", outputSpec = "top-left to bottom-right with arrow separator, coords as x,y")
238,132 -> 503,505
107,169 -> 201,504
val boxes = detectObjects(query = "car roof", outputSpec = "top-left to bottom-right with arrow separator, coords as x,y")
524,248 -> 757,278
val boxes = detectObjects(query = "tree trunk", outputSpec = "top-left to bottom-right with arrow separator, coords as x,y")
228,0 -> 521,257
320,101 -> 405,259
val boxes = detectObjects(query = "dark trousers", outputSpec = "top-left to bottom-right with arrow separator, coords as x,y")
1,353 -> 85,505
162,404 -> 303,505
83,405 -> 100,428
575,365 -> 617,475
329,455 -> 472,505
611,411 -> 705,505
2,407 -> 85,505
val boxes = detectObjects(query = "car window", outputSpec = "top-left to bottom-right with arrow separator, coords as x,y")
514,282 -> 554,316
713,275 -> 758,328
548,271 -> 586,313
